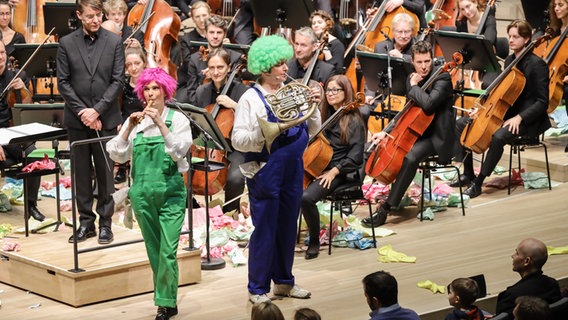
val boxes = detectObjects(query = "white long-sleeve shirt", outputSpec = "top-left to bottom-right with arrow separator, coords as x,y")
106,106 -> 193,173
231,83 -> 321,153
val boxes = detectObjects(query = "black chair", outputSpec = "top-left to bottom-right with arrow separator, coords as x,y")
550,297 -> 568,320
507,136 -> 551,195
495,37 -> 509,60
418,155 -> 465,221
489,312 -> 509,320
324,173 -> 376,255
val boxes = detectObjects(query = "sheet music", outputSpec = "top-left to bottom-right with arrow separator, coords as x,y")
0,123 -> 65,145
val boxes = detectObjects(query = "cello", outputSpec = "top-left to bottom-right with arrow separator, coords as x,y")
460,34 -> 550,154
190,57 -> 246,196
365,53 -> 461,185
303,92 -> 365,189
127,0 -> 180,79
343,1 -> 419,92
207,0 -> 240,19
425,0 -> 457,29
541,26 -> 568,113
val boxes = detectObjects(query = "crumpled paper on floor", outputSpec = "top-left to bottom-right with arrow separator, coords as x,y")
547,245 -> 568,255
417,280 -> 445,294
486,168 -> 523,189
345,215 -> 395,237
331,228 -> 375,250
2,240 -> 21,251
0,223 -> 13,239
377,244 -> 416,263
520,172 -> 550,189
41,184 -> 72,200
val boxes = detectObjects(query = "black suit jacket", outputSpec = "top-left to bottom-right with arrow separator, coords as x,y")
57,28 -> 125,130
195,80 -> 249,109
503,52 -> 550,137
496,271 -> 562,318
405,70 -> 455,163
286,58 -> 336,86
374,39 -> 414,63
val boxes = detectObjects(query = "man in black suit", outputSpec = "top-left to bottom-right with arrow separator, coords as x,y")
57,0 -> 125,244
495,238 -> 562,319
183,15 -> 241,105
362,40 -> 455,227
287,27 -> 336,86
454,20 -> 550,197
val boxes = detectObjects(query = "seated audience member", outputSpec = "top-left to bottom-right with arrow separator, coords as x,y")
512,296 -> 550,320
251,301 -> 285,320
363,270 -> 420,320
294,307 -> 322,320
445,278 -> 484,320
495,238 -> 562,319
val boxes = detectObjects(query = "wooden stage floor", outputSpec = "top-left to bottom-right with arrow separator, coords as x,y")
1,135 -> 567,319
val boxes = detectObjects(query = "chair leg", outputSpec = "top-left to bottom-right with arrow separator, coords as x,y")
420,167 -> 426,221
542,143 -> 552,190
297,212 -> 302,244
453,166 -> 465,216
367,200 -> 376,248
328,201 -> 334,255
508,144 -> 514,195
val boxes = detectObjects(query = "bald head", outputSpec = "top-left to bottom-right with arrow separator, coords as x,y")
518,238 -> 548,269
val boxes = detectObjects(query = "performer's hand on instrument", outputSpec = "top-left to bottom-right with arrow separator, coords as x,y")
318,167 -> 340,189
385,0 -> 404,12
366,7 -> 378,17
137,0 -> 147,4
371,131 -> 388,144
388,49 -> 403,59
0,145 -> 6,162
409,73 -> 423,87
563,75 -> 568,84
9,78 -> 25,90
125,38 -> 142,49
216,95 -> 237,109
503,114 -> 522,135
310,85 -> 322,105
468,107 -> 479,118
8,0 -> 20,6
128,111 -> 145,127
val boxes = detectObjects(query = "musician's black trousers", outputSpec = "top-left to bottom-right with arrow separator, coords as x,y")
0,144 -> 41,204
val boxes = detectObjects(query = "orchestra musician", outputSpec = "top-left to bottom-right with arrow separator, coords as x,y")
57,0 -> 124,244
455,20 -> 549,198
301,74 -> 365,260
232,35 -> 321,304
0,0 -> 25,58
103,0 -> 144,47
371,0 -> 427,29
0,41 -> 45,222
107,67 -> 192,320
231,0 -> 256,45
195,48 -> 248,214
310,10 -> 346,75
456,0 -> 497,47
362,40 -> 455,228
286,27 -> 336,85
184,15 -> 241,105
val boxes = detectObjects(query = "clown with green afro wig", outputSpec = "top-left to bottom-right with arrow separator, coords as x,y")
247,35 -> 294,75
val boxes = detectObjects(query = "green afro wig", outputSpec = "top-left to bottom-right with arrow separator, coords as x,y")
247,35 -> 293,75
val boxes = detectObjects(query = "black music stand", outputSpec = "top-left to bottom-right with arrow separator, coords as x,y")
43,2 -> 79,38
250,0 -> 314,29
175,102 -> 230,270
434,30 -> 501,110
12,43 -> 60,103
358,51 -> 413,126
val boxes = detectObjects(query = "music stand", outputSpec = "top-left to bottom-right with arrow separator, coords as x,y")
12,43 -> 60,103
434,30 -> 501,73
358,51 -> 413,126
43,2 -> 79,38
175,102 -> 230,270
250,0 -> 313,29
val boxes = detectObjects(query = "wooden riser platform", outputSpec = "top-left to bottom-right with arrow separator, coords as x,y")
0,227 -> 201,307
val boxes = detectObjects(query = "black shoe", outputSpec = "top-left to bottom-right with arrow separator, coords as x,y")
464,182 -> 482,199
305,242 -> 320,260
449,174 -> 472,188
29,205 -> 46,222
156,306 -> 178,320
68,226 -> 96,243
565,144 -> 568,153
98,227 -> 114,244
114,167 -> 127,184
361,205 -> 389,228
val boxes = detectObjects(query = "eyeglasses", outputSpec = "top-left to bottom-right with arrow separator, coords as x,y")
325,88 -> 344,95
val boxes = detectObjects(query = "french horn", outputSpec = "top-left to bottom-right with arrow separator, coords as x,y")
258,82 -> 319,152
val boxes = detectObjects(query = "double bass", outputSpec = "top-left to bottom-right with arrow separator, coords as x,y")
190,57 -> 246,195
460,34 -> 550,154
365,53 -> 461,185
11,0 -> 52,44
127,0 -> 180,79
303,92 -> 365,189
343,1 -> 419,92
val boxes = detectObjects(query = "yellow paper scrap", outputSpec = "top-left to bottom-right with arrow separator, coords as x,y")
547,245 -> 568,255
377,244 -> 416,263
417,280 -> 445,294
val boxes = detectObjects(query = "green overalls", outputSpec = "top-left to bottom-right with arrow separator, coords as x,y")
128,109 -> 186,308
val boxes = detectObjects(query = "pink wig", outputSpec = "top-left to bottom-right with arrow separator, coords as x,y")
134,68 -> 177,103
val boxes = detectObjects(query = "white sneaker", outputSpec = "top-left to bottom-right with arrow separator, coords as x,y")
248,292 -> 271,304
273,284 -> 311,299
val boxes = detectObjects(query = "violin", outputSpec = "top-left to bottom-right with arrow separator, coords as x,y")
460,34 -> 551,154
190,56 -> 246,196
365,53 -> 461,185
303,92 -> 365,189
542,26 -> 568,113
343,1 -> 419,92
127,0 -> 180,79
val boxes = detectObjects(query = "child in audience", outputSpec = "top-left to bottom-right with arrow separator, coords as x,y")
294,307 -> 322,320
445,278 -> 484,320
251,302 -> 285,320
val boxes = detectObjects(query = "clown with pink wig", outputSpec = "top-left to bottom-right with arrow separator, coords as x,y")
106,68 -> 191,319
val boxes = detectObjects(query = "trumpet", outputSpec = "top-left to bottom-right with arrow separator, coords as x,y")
258,82 -> 319,152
